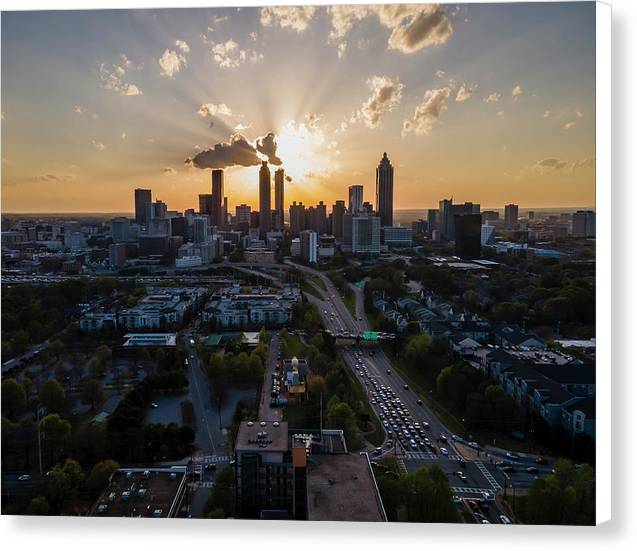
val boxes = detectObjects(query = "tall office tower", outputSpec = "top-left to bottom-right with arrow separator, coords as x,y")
331,200 -> 346,241
235,204 -> 252,225
170,216 -> 187,239
306,206 -> 316,232
250,211 -> 260,228
110,217 -> 130,243
352,214 -> 381,255
482,210 -> 499,223
454,214 -> 482,258
528,211 -> 535,221
259,161 -> 272,237
153,200 -> 168,219
300,230 -> 318,264
504,203 -> 519,229
223,196 -> 228,226
289,201 -> 306,236
362,201 -> 374,214
211,169 -> 225,228
274,168 -> 285,230
193,215 -> 210,243
376,152 -> 394,227
348,184 -> 364,213
342,212 -> 353,247
109,243 -> 127,268
427,209 -> 438,232
572,210 -> 596,237
134,188 -> 152,225
439,198 -> 454,240
315,201 -> 328,234
199,194 -> 213,215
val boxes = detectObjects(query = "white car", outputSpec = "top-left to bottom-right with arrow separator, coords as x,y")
18,474 -> 32,481
440,447 -> 449,455
499,515 -> 512,524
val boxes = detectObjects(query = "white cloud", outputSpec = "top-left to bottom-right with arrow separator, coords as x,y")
572,157 -> 595,170
260,6 -> 317,32
327,5 -> 452,57
175,39 -> 190,53
211,39 -> 263,68
402,87 -> 451,136
159,42 -> 189,78
576,109 -> 583,118
121,132 -> 127,140
534,158 -> 568,172
455,83 -> 476,102
197,103 -> 233,118
351,75 -> 404,129
99,57 -> 143,96
497,111 -> 504,117
436,69 -> 446,78
512,84 -> 523,98
234,123 -> 252,131
543,110 -> 552,118
73,105 -> 83,114
92,140 -> 106,151
563,121 -> 576,130
483,92 -> 501,103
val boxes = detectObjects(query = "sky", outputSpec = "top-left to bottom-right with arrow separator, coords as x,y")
1,2 -> 596,214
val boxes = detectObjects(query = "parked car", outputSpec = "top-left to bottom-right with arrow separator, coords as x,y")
18,474 -> 32,481
499,515 -> 512,525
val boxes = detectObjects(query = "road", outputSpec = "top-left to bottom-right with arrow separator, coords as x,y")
257,332 -> 282,421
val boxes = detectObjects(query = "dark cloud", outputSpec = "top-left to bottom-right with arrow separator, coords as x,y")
256,132 -> 282,165
186,132 -> 282,170
285,175 -> 292,182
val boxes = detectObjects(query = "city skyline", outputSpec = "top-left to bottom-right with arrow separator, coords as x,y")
1,3 -> 595,213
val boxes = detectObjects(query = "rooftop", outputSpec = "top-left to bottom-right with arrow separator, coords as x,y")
307,453 -> 386,522
90,467 -> 187,518
235,420 -> 289,452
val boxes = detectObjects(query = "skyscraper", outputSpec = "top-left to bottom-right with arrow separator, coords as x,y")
331,200 -> 346,241
134,188 -> 152,226
274,168 -> 285,231
572,210 -> 596,237
348,185 -> 363,214
259,161 -> 272,237
211,169 -> 224,228
439,198 -> 454,240
504,203 -> 519,230
110,217 -> 130,243
289,201 -> 306,236
454,214 -> 482,258
300,230 -> 318,264
376,152 -> 394,227
352,214 -> 381,255
193,215 -> 210,243
235,204 -> 251,225
198,194 -> 213,215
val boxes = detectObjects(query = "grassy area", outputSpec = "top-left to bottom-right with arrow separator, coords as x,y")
311,275 -> 327,291
300,279 -> 323,299
343,290 -> 356,319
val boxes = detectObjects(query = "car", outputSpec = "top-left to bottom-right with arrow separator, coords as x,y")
375,447 -> 383,454
403,384 -> 409,390
502,465 -> 516,474
482,491 -> 495,502
386,369 -> 391,375
526,466 -> 539,474
189,338 -> 195,345
481,519 -> 491,524
18,474 -> 32,481
204,463 -> 217,471
150,402 -> 159,408
440,447 -> 448,455
422,422 -> 430,429
439,434 -> 448,442
499,515 -> 512,525
535,457 -> 548,465
416,399 -> 423,405
506,452 -> 521,460
452,495 -> 462,504
468,441 -> 480,450
457,471 -> 467,482
457,458 -> 466,468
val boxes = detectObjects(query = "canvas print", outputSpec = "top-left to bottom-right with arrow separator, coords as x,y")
1,3 -> 597,524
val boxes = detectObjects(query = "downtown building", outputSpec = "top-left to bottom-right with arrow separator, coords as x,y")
376,152 -> 394,227
259,161 -> 272,237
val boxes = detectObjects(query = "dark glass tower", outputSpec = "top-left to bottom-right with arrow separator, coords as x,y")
375,152 -> 394,227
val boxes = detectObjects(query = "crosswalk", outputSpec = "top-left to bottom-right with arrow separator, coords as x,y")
202,454 -> 231,464
199,481 -> 214,488
404,451 -> 462,461
397,458 -> 408,475
450,486 -> 490,495
475,461 -> 502,491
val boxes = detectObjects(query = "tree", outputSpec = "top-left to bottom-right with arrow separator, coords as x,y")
81,379 -> 105,410
203,466 -> 234,517
40,413 -> 71,465
39,379 -> 66,414
46,458 -> 84,511
48,339 -> 66,360
2,378 -> 26,419
27,495 -> 50,515
87,459 -> 120,493
404,333 -> 433,366
326,399 -> 359,448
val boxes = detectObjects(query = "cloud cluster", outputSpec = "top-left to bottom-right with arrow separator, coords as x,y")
327,4 -> 452,57
211,39 -> 263,68
92,140 -> 106,151
455,83 -> 476,102
534,157 -> 595,173
197,103 -> 233,118
512,84 -> 523,98
159,40 -> 190,78
99,55 -> 143,96
260,6 -> 317,32
163,167 -> 177,175
352,75 -> 404,129
402,86 -> 451,136
483,92 -> 501,103
185,132 -> 281,170
563,121 -> 576,130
